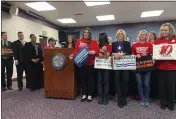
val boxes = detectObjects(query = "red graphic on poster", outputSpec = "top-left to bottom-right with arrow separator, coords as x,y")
159,45 -> 173,55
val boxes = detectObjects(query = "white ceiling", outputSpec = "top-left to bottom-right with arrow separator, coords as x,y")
8,1 -> 176,27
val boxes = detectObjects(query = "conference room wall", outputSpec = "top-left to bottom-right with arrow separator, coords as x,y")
65,20 -> 176,43
2,11 -> 59,79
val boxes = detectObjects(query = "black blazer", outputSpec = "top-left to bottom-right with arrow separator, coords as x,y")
112,41 -> 132,55
23,42 -> 44,63
12,40 -> 25,63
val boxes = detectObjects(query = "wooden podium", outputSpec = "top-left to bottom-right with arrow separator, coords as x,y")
44,48 -> 78,99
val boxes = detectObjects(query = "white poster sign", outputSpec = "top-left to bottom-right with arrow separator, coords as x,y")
153,44 -> 176,60
113,55 -> 136,70
94,57 -> 112,70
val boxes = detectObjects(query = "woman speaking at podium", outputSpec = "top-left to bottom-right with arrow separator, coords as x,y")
69,28 -> 99,102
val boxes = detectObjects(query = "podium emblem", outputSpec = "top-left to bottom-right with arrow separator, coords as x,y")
51,53 -> 66,70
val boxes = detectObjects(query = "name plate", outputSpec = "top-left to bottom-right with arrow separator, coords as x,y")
74,46 -> 89,68
113,55 -> 136,70
94,57 -> 112,70
153,44 -> 176,60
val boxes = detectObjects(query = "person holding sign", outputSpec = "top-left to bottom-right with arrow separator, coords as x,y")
154,23 -> 176,111
69,28 -> 99,102
1,32 -> 14,91
97,32 -> 112,105
112,29 -> 132,108
132,30 -> 153,107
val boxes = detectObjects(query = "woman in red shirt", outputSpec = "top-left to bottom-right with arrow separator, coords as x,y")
132,30 -> 153,107
148,31 -> 157,44
44,38 -> 56,49
97,32 -> 112,105
154,23 -> 176,111
69,28 -> 99,102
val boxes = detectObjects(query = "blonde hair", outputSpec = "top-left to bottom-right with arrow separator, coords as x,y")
137,30 -> 148,41
160,23 -> 176,39
116,29 -> 127,41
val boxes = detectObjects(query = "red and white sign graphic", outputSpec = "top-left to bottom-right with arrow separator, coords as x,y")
153,44 -> 176,60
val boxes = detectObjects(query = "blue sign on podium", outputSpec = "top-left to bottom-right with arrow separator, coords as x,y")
74,46 -> 89,68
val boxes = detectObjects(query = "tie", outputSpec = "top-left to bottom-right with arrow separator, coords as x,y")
21,40 -> 24,46
4,41 -> 7,47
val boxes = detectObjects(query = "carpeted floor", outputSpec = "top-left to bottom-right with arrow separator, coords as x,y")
2,81 -> 176,119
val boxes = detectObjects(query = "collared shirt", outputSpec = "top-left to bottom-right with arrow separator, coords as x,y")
32,43 -> 39,55
2,40 -> 8,46
20,40 -> 25,46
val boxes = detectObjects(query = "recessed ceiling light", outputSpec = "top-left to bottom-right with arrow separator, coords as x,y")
84,0 -> 110,6
57,18 -> 77,24
96,15 -> 115,21
25,2 -> 56,11
141,10 -> 164,18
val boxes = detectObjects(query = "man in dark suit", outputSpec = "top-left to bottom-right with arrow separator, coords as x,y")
12,32 -> 28,91
24,34 -> 44,91
1,32 -> 14,91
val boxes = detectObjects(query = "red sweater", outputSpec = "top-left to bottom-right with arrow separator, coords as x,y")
99,44 -> 112,55
132,42 -> 153,56
154,36 -> 176,70
73,38 -> 99,65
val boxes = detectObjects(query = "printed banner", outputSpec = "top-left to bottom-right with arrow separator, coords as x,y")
74,46 -> 89,68
94,57 -> 112,70
136,55 -> 154,72
1,48 -> 13,56
113,55 -> 136,70
153,44 -> 176,60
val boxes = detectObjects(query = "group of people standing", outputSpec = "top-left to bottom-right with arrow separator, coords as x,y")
69,23 -> 176,111
1,22 -> 176,111
1,31 -> 75,92
1,32 -> 44,92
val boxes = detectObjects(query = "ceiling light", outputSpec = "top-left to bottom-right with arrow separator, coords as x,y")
25,2 -> 56,11
84,0 -> 110,6
96,15 -> 115,21
141,10 -> 164,18
57,18 -> 77,24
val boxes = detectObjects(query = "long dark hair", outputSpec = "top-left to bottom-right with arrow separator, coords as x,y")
65,35 -> 75,48
99,32 -> 108,48
83,28 -> 92,45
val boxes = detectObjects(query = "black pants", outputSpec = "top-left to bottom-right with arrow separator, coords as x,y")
26,62 -> 42,90
150,70 -> 158,98
97,69 -> 109,96
1,58 -> 13,88
16,63 -> 28,88
81,65 -> 94,96
158,70 -> 176,106
114,70 -> 129,99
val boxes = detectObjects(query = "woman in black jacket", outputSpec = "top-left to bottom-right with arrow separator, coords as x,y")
112,29 -> 132,108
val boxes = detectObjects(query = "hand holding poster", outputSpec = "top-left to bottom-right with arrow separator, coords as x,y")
153,44 -> 176,60
74,46 -> 89,68
136,55 -> 154,72
94,57 -> 112,70
113,55 -> 136,70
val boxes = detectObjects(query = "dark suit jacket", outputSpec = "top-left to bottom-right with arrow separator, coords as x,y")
23,42 -> 44,64
112,41 -> 132,55
12,40 -> 25,63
